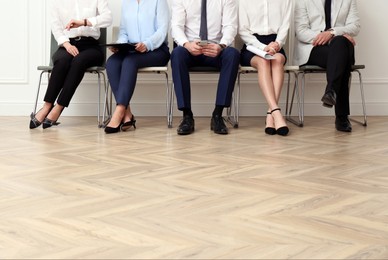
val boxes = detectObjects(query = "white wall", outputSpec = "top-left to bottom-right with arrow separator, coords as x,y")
0,0 -> 387,117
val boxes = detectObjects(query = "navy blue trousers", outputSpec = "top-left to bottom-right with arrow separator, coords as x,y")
171,46 -> 240,110
106,44 -> 170,106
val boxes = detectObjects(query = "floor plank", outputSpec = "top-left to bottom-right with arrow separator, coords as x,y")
1,116 -> 388,259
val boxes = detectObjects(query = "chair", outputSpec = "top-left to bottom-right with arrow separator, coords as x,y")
168,66 -> 239,128
33,28 -> 110,128
285,64 -> 367,127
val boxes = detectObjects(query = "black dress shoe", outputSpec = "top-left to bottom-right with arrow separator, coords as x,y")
177,115 -> 195,135
321,90 -> 336,108
211,115 -> 228,135
335,116 -> 352,132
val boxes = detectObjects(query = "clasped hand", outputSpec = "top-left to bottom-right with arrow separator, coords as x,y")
184,42 -> 222,57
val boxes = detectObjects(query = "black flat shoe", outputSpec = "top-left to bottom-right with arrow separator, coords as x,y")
121,115 -> 136,131
211,114 -> 228,135
105,123 -> 123,134
321,90 -> 336,108
265,112 -> 276,135
335,116 -> 352,132
42,105 -> 63,129
42,117 -> 60,129
177,115 -> 195,135
29,106 -> 54,129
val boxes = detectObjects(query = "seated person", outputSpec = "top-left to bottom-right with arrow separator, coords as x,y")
294,0 -> 361,132
104,0 -> 170,134
239,0 -> 292,136
30,0 -> 112,129
170,0 -> 240,135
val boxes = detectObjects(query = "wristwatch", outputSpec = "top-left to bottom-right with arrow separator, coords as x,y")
219,44 -> 226,50
328,28 -> 336,37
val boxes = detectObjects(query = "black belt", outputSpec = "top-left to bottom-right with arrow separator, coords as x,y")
70,36 -> 93,41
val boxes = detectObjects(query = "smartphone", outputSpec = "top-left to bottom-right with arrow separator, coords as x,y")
198,40 -> 209,46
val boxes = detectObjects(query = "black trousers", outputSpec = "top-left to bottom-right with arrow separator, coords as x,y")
44,37 -> 103,107
306,36 -> 355,116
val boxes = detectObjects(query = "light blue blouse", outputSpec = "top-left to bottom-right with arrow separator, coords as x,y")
117,0 -> 169,51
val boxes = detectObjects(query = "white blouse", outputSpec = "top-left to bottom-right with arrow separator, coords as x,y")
171,0 -> 238,47
50,0 -> 112,45
238,0 -> 291,50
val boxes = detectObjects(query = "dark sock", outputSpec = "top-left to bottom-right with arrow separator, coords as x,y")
212,105 -> 224,117
183,108 -> 193,118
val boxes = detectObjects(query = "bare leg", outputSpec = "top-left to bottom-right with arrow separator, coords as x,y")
107,104 -> 126,128
35,102 -> 53,122
251,54 -> 288,131
46,104 -> 64,122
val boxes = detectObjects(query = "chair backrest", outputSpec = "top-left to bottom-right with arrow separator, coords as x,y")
49,28 -> 107,66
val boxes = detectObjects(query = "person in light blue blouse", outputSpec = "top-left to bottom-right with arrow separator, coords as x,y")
105,0 -> 170,134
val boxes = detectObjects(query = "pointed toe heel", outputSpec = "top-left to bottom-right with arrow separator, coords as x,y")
121,115 -> 136,131
29,112 -> 42,129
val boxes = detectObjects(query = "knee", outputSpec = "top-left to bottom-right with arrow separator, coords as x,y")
330,35 -> 350,49
171,46 -> 189,65
222,47 -> 240,65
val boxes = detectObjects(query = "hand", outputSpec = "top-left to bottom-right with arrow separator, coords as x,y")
183,41 -> 203,56
63,42 -> 79,57
343,34 -> 356,46
135,42 -> 148,53
65,19 -> 85,30
268,41 -> 280,52
109,47 -> 119,53
313,31 -> 333,46
201,43 -> 222,57
264,45 -> 276,56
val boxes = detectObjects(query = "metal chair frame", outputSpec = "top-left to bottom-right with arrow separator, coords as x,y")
286,65 -> 367,127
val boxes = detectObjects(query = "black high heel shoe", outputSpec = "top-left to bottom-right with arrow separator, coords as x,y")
270,108 -> 289,136
121,115 -> 136,131
104,122 -> 123,134
265,112 -> 276,135
42,106 -> 63,129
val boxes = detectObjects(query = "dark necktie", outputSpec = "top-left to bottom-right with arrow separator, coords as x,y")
199,0 -> 208,40
324,0 -> 332,31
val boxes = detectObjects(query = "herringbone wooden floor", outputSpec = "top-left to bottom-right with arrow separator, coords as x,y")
1,116 -> 388,259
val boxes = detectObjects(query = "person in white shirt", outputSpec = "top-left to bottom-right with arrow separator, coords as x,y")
29,0 -> 112,129
170,0 -> 240,135
239,0 -> 291,136
294,0 -> 360,132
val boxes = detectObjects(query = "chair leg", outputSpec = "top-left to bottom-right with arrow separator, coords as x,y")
163,71 -> 173,128
96,71 -> 103,127
33,71 -> 47,114
286,71 -> 304,127
102,77 -> 112,128
226,71 -> 240,128
349,70 -> 367,126
168,82 -> 174,128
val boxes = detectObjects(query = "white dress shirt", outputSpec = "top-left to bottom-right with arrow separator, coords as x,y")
50,0 -> 112,46
238,0 -> 291,50
171,0 -> 237,47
